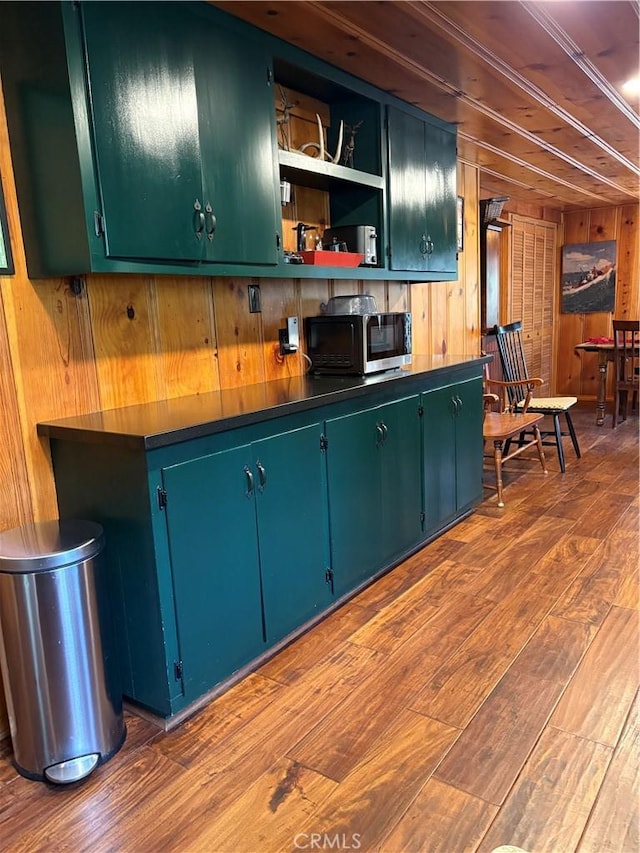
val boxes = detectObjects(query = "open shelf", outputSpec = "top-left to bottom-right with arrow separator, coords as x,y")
278,150 -> 384,192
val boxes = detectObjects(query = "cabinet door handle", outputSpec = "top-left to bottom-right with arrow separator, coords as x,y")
256,461 -> 267,492
419,234 -> 434,256
244,465 -> 254,498
451,396 -> 459,415
456,395 -> 463,411
205,203 -> 217,241
193,199 -> 205,239
375,422 -> 385,446
380,422 -> 388,443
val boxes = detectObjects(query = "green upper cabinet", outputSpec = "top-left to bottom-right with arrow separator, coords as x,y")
387,105 -> 457,274
0,1 -> 459,279
81,1 -> 280,265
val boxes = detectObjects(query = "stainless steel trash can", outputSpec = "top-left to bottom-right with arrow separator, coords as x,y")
0,519 -> 125,784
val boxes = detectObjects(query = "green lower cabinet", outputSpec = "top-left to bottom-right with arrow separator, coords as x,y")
252,424 -> 332,645
422,377 -> 483,532
326,395 -> 422,597
161,422 -> 330,701
162,445 -> 265,702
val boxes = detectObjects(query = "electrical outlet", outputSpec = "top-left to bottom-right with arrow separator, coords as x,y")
248,283 -> 261,313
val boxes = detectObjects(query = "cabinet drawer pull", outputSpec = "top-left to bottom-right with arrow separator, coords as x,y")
244,465 -> 254,497
256,461 -> 267,491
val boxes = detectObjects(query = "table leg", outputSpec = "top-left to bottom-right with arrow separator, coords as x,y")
595,352 -> 608,426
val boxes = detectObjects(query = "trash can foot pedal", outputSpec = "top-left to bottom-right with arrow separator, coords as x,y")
45,754 -> 100,785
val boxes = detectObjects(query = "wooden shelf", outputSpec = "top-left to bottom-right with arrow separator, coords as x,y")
278,150 -> 384,191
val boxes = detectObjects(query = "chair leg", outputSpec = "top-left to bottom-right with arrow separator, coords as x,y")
564,411 -> 581,458
612,388 -> 620,428
552,413 -> 566,473
621,389 -> 630,423
493,440 -> 505,508
533,424 -> 548,475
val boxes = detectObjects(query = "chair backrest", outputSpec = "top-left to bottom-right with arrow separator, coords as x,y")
487,321 -> 531,407
613,319 -> 640,385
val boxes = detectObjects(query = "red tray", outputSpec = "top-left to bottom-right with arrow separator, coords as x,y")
299,250 -> 364,267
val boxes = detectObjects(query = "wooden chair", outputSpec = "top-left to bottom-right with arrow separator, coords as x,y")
488,321 -> 580,473
482,379 -> 548,507
612,319 -> 640,428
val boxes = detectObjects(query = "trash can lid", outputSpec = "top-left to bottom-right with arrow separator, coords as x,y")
0,519 -> 104,573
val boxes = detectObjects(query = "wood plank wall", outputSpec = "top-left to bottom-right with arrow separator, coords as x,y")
0,80 -> 480,734
557,205 -> 640,399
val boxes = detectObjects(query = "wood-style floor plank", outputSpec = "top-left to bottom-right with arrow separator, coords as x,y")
551,531 -> 637,625
477,727 -> 613,853
409,571 -> 561,728
349,559 -> 481,654
258,600 -> 375,685
550,605 -> 639,746
289,592 -> 494,780
186,757 -> 338,853
150,671 -> 285,769
434,616 -> 596,804
577,690 -> 640,853
380,778 -> 499,853
289,709 -> 459,852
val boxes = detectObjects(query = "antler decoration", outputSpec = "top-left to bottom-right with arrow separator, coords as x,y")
298,113 -> 344,163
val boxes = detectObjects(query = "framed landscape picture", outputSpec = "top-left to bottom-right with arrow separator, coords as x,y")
0,176 -> 14,275
561,240 -> 616,313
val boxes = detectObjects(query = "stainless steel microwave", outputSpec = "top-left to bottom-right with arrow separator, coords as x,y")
304,312 -> 412,375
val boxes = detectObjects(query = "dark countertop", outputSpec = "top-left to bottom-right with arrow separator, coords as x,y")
37,354 -> 490,450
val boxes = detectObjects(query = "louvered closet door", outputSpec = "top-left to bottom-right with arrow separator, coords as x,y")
509,216 -> 558,396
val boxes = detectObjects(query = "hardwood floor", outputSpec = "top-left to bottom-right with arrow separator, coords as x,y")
0,402 -> 637,853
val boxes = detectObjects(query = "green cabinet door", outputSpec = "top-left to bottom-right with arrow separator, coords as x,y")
422,385 -> 458,530
453,377 -> 484,510
194,16 -> 280,265
387,105 -> 457,273
422,377 -> 483,532
82,2 -> 205,262
326,395 -> 421,597
325,406 -> 384,597
424,121 -> 458,274
161,445 -> 265,702
253,424 -> 331,644
377,396 -> 423,563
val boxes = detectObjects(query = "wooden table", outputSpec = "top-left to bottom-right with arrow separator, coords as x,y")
574,341 -> 615,425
